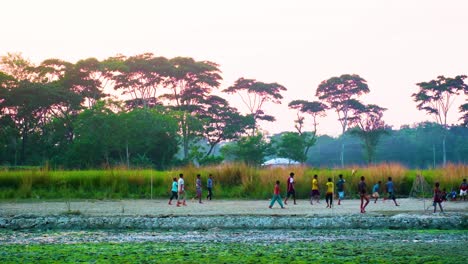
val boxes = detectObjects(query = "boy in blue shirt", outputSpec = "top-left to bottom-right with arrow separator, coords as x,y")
168,177 -> 178,205
372,181 -> 382,203
385,177 -> 399,206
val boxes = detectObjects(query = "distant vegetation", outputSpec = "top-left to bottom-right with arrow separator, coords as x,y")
1,52 -> 467,169
0,163 -> 465,200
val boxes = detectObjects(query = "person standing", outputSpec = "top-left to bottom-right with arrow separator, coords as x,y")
385,177 -> 400,206
195,174 -> 203,204
358,176 -> 370,213
460,179 -> 468,201
177,173 -> 186,207
269,180 -> 285,209
310,174 -> 320,205
336,174 -> 346,205
372,181 -> 382,203
325,177 -> 334,208
433,182 -> 444,213
284,172 -> 297,205
168,177 -> 178,205
206,174 -> 214,200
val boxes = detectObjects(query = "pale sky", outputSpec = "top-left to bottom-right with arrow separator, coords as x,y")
1,0 -> 468,136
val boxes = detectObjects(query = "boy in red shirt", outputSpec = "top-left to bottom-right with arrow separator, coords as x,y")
269,180 -> 285,209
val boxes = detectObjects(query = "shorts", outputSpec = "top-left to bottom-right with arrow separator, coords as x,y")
338,191 -> 344,199
196,189 -> 202,196
388,192 -> 395,200
460,190 -> 467,196
372,192 -> 379,198
311,190 -> 320,196
287,190 -> 296,197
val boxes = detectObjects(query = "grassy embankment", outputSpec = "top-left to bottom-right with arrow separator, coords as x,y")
0,163 -> 466,200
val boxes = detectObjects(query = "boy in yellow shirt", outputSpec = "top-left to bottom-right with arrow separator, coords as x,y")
326,177 -> 334,208
310,174 -> 320,205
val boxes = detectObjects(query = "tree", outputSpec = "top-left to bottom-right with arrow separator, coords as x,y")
224,78 -> 287,135
316,74 -> 369,167
220,133 -> 272,166
161,57 -> 222,161
0,52 -> 37,81
412,75 -> 468,166
112,53 -> 171,109
274,132 -> 307,163
198,95 -> 253,158
288,100 -> 327,160
349,104 -> 389,164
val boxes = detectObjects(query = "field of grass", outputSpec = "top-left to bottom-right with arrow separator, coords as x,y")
0,163 -> 466,200
0,239 -> 465,263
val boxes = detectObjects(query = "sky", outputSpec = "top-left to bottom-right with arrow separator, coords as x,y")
1,0 -> 468,136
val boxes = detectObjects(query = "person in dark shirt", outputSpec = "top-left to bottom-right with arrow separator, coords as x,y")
284,172 -> 297,205
385,177 -> 399,206
433,182 -> 444,213
336,174 -> 345,205
358,176 -> 370,213
206,174 -> 214,201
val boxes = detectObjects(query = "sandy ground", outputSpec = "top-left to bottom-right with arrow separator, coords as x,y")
1,198 -> 467,217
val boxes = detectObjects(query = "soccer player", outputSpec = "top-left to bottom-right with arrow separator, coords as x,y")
325,177 -> 334,208
385,177 -> 400,206
269,180 -> 285,209
310,174 -> 320,205
336,174 -> 345,205
284,172 -> 297,205
358,176 -> 370,213
372,181 -> 382,203
177,173 -> 187,207
460,179 -> 468,201
168,177 -> 178,205
206,174 -> 214,200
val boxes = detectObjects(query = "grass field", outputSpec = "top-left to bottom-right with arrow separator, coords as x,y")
0,237 -> 465,263
0,163 -> 466,200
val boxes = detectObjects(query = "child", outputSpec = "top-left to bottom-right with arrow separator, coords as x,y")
449,188 -> 457,201
372,181 -> 381,203
206,174 -> 213,200
195,174 -> 203,204
177,173 -> 187,207
460,179 -> 467,201
284,172 -> 296,205
310,174 -> 320,205
325,178 -> 334,208
336,174 -> 345,205
168,177 -> 178,205
433,182 -> 444,213
358,176 -> 370,213
269,180 -> 285,209
385,177 -> 400,206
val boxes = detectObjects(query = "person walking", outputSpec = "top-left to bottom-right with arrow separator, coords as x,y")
284,172 -> 297,205
168,177 -> 178,205
385,177 -> 400,206
325,177 -> 334,208
433,182 -> 444,213
206,174 -> 214,200
336,174 -> 346,205
460,178 -> 467,201
310,174 -> 320,205
358,176 -> 370,213
177,173 -> 186,207
195,174 -> 203,204
372,181 -> 381,203
269,180 -> 285,209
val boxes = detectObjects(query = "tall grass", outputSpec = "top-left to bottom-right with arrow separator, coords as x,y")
0,163 -> 465,200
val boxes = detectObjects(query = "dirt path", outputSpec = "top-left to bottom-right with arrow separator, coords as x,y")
1,198 -> 467,216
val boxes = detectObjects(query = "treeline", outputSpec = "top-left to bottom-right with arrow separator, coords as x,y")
1,52 -> 468,169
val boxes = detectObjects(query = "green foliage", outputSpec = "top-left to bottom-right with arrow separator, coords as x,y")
0,163 -> 465,200
221,134 -> 272,166
0,231 -> 465,263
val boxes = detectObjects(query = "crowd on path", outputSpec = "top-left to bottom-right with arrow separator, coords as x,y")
167,172 -> 468,213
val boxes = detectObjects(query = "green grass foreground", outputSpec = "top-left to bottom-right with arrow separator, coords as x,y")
0,163 -> 466,200
0,240 -> 465,264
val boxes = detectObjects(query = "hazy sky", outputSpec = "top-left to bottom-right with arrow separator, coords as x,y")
2,0 -> 468,136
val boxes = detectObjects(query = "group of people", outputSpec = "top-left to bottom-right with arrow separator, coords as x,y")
270,173 -> 401,213
168,173 -> 214,207
168,172 -> 468,214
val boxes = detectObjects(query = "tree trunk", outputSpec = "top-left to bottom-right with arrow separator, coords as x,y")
442,134 -> 446,167
340,141 -> 345,168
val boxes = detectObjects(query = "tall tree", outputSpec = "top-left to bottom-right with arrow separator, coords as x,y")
349,104 -> 389,164
288,100 -> 327,160
0,52 -> 37,81
198,95 -> 253,158
315,74 -> 369,167
224,78 -> 287,136
220,133 -> 272,166
412,75 -> 468,166
161,57 -> 222,161
112,53 -> 171,109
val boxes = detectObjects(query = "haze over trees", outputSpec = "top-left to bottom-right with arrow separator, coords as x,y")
1,52 -> 468,169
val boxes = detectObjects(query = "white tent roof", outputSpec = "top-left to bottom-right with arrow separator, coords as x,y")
262,158 -> 300,166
